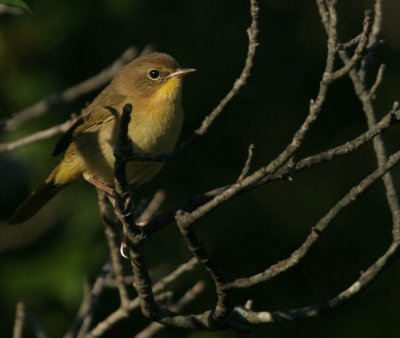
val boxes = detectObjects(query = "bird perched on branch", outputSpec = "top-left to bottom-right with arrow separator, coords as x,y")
10,52 -> 196,224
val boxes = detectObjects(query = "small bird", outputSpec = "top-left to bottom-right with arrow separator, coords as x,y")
10,52 -> 195,224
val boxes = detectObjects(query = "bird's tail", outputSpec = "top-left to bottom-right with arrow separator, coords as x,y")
9,167 -> 63,224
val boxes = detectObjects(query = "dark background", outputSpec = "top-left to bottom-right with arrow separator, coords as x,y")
1,0 -> 400,337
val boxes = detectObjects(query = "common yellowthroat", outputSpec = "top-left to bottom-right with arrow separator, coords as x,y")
10,52 -> 195,224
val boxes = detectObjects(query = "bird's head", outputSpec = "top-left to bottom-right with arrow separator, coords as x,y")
115,52 -> 196,104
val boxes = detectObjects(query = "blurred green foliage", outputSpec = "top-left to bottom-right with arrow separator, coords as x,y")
0,0 -> 30,12
1,0 -> 400,337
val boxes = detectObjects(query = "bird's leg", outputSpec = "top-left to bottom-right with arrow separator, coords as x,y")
83,173 -> 115,197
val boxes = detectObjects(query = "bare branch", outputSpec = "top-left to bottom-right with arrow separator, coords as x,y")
140,106 -> 400,237
136,190 -> 166,225
75,262 -> 112,338
134,281 -> 205,338
237,144 -> 255,182
1,47 -> 139,131
124,0 -> 259,163
12,302 -> 25,338
85,292 -> 166,338
235,241 -> 399,323
368,63 -> 385,99
109,103 -> 142,259
176,77 -> 335,232
268,108 -> 400,182
195,0 -> 259,137
228,147 -> 400,288
220,1 -> 393,302
337,34 -> 361,50
176,217 -> 232,322
0,118 -> 76,153
87,258 -> 198,337
172,0 -> 363,231
336,23 -> 400,240
151,258 -> 199,295
98,190 -> 131,310
64,280 -> 91,338
359,0 -> 383,82
9,0 -> 400,335
328,10 -> 371,81
369,0 -> 383,45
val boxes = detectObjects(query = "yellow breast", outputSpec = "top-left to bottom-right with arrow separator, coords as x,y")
84,87 -> 184,186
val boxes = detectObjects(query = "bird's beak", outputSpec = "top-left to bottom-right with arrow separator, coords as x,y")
166,68 -> 196,79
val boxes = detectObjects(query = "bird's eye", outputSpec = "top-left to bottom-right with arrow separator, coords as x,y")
148,69 -> 160,80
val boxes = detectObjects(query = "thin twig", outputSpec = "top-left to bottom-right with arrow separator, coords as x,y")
337,34 -> 361,50
1,47 -> 138,131
64,0 -> 400,334
228,147 -> 400,288
171,0 -> 347,230
235,241 -> 399,323
174,10 -> 339,230
64,279 -> 91,338
225,0 -> 400,291
0,118 -> 76,153
104,6 -> 258,326
86,258 -> 198,337
140,107 -> 400,237
98,190 -> 131,310
368,64 -> 385,99
237,144 -> 255,182
359,0 -> 383,82
196,0 -> 259,137
124,0 -> 259,164
327,10 -> 371,81
76,262 -> 112,338
333,0 -> 400,241
136,190 -> 166,225
12,302 -> 25,338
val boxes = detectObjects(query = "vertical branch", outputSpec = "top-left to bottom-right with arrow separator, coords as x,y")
76,262 -> 112,338
359,0 -> 383,82
237,144 -> 255,182
334,0 -> 400,241
112,103 -> 142,257
128,246 -> 160,320
98,190 -> 131,310
316,1 -> 400,241
195,0 -> 259,137
176,212 -> 232,322
112,103 -> 160,319
114,104 -> 133,196
325,0 -> 338,75
12,302 -> 25,338
64,280 -> 91,338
